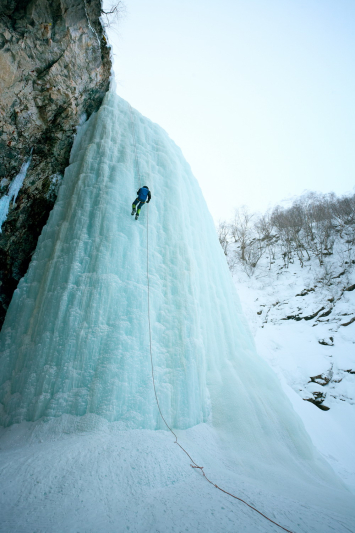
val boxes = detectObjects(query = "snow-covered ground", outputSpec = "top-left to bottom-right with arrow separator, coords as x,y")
234,251 -> 355,493
1,415 -> 355,533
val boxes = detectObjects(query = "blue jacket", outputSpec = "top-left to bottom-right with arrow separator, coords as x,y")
137,187 -> 151,202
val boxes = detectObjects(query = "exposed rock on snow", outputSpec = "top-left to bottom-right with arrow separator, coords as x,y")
318,337 -> 334,346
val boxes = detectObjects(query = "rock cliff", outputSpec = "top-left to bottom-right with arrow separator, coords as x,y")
0,0 -> 111,328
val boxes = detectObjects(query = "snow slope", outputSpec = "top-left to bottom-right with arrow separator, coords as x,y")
234,249 -> 355,493
1,417 -> 354,533
0,87 -> 354,532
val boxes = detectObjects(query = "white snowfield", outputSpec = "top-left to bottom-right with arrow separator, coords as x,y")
234,250 -> 355,493
0,89 -> 354,533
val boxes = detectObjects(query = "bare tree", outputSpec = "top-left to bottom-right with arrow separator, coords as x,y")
254,212 -> 278,269
216,189 -> 355,280
230,207 -> 254,261
217,221 -> 229,256
332,193 -> 355,230
101,2 -> 126,28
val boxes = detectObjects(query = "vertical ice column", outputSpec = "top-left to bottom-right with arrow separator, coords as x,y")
0,91 -> 212,429
0,155 -> 32,232
0,90 -> 324,481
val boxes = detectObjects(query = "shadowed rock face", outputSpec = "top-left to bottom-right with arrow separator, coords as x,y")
0,0 -> 111,328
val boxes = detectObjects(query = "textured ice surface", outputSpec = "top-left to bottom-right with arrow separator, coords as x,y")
0,92 -> 290,436
0,90 -> 354,532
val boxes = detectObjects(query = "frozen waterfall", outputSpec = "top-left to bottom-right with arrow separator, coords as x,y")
0,90 -> 308,451
0,89 -> 354,533
0,89 -> 340,459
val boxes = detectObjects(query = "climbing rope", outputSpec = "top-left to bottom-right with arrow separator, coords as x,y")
128,103 -> 142,189
128,104 -> 295,533
145,206 -> 295,533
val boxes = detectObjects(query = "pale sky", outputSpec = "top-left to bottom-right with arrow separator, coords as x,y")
104,0 -> 355,221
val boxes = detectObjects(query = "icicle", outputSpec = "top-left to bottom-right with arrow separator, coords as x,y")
0,153 -> 32,232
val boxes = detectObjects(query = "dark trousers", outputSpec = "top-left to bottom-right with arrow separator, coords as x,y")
132,198 -> 145,214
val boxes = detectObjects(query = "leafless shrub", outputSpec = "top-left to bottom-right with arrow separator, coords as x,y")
229,207 -> 254,261
316,262 -> 336,288
226,208 -> 267,277
331,193 -> 355,229
217,221 -> 229,256
101,2 -> 126,27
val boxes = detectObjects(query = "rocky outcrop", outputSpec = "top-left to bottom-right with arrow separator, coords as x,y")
0,0 -> 111,328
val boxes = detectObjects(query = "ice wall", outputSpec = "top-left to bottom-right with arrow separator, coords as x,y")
0,90 -> 334,479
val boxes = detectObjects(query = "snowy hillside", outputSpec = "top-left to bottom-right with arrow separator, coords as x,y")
220,197 -> 355,492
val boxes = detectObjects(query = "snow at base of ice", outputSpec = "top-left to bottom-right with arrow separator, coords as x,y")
0,415 -> 354,533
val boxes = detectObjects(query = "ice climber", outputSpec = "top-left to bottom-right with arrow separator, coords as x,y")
131,186 -> 151,220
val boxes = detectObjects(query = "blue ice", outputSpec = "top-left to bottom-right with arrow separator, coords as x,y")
0,155 -> 32,231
